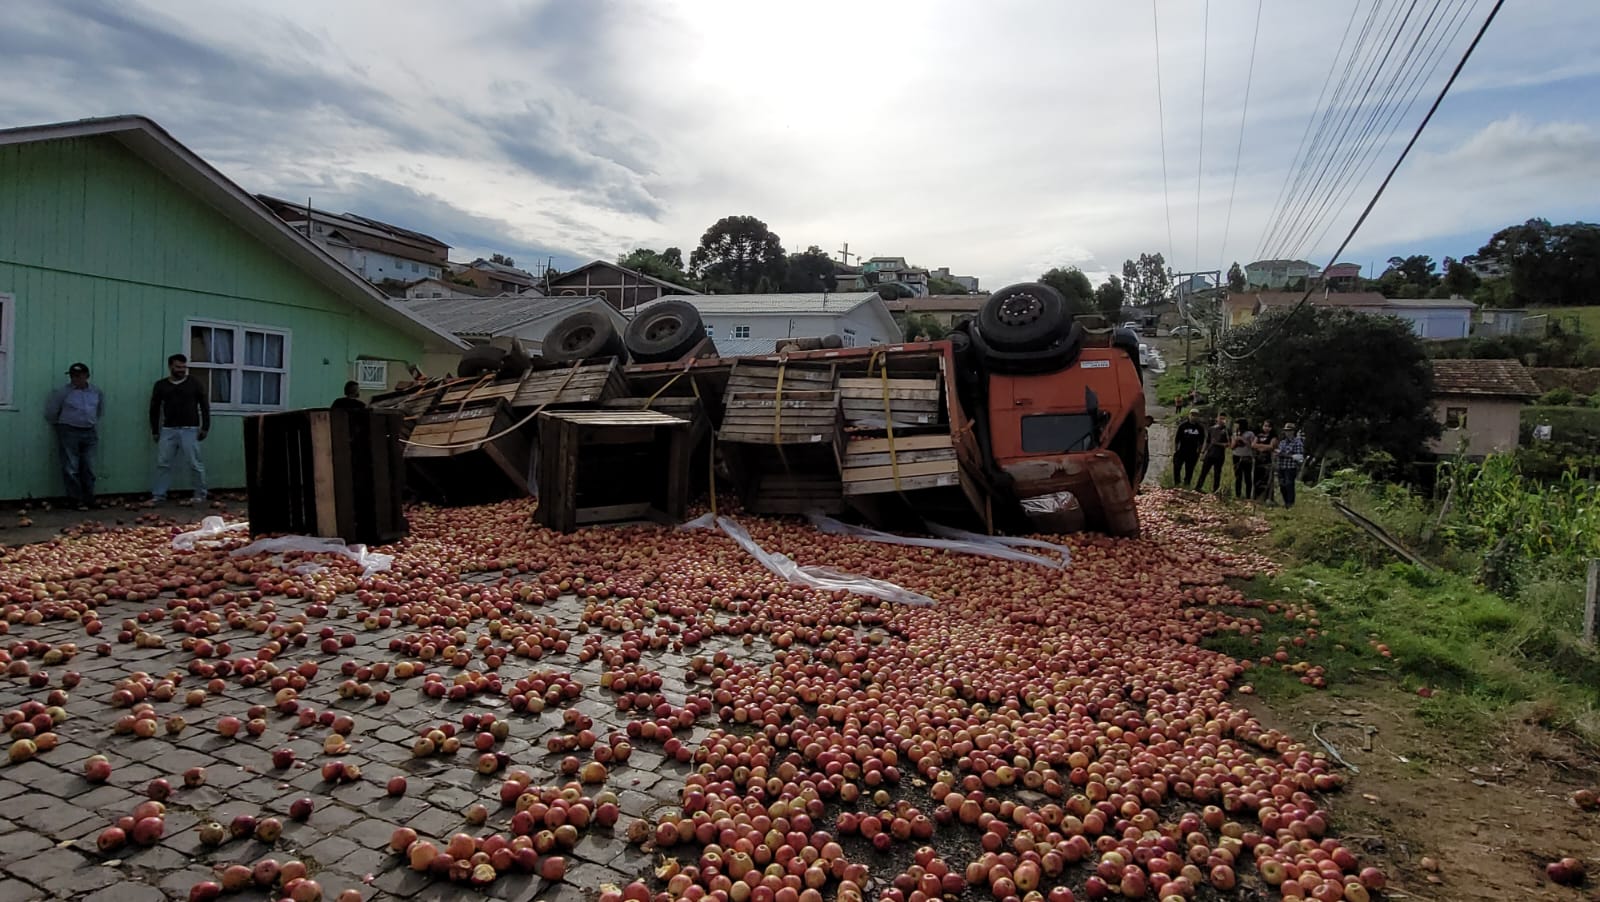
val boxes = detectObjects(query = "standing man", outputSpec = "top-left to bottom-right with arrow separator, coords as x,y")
43,362 -> 105,510
1230,419 -> 1257,500
1253,419 -> 1279,503
331,381 -> 366,411
1195,413 -> 1230,493
1276,423 -> 1307,509
1172,409 -> 1205,488
149,353 -> 210,505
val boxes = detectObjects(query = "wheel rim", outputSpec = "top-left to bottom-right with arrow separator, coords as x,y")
997,294 -> 1043,326
560,326 -> 595,352
644,315 -> 682,342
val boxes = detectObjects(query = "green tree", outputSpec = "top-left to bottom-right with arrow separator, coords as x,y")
1039,267 -> 1096,316
1094,275 -> 1126,317
489,253 -> 516,267
1210,307 -> 1441,468
781,246 -> 838,292
690,215 -> 786,293
1121,253 -> 1172,306
1477,218 -> 1600,306
901,313 -> 949,341
1227,262 -> 1246,292
618,248 -> 697,288
1382,255 -> 1439,296
1434,258 -> 1481,298
927,275 -> 969,295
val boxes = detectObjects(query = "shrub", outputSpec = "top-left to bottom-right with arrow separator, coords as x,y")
1539,387 -> 1576,406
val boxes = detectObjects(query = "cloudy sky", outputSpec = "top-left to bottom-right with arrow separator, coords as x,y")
2,0 -> 1597,288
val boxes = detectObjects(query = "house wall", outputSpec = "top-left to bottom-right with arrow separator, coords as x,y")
1387,306 -> 1472,340
699,309 -> 893,347
0,135 -> 425,501
1429,396 -> 1524,457
548,266 -> 673,311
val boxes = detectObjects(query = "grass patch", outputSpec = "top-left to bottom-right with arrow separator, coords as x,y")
1212,492 -> 1600,748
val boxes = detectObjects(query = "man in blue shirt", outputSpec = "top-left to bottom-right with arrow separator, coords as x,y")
43,362 -> 105,510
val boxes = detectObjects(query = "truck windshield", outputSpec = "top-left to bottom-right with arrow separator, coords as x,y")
1020,413 -> 1098,453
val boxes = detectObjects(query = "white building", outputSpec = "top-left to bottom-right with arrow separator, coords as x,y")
1245,259 -> 1320,290
256,195 -> 448,285
639,292 -> 901,356
402,294 -> 625,376
931,267 -> 980,293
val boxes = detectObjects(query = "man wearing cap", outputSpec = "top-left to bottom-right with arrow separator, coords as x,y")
43,363 -> 105,510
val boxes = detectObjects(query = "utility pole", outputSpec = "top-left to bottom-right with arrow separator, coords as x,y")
837,243 -> 858,266
1172,270 -> 1222,384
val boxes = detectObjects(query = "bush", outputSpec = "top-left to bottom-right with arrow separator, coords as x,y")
1539,387 -> 1576,406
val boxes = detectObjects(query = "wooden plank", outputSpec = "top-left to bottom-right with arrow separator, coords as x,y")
842,397 -> 941,410
548,410 -> 686,426
720,412 -> 841,425
417,406 -> 499,425
575,502 -> 654,524
842,447 -> 957,468
838,377 -> 939,390
307,411 -> 339,538
841,459 -> 958,482
328,409 -> 358,543
845,433 -> 953,454
838,386 -> 939,400
842,472 -> 962,496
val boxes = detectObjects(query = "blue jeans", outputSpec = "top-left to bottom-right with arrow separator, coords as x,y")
56,425 -> 98,503
153,426 -> 207,500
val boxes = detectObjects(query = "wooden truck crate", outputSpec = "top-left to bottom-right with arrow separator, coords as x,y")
722,443 -> 845,515
368,381 -> 447,439
718,390 -> 842,445
403,401 -> 532,505
840,430 -> 988,531
838,376 -> 942,428
723,359 -> 836,398
534,409 -> 693,532
243,408 -> 408,545
431,359 -> 630,412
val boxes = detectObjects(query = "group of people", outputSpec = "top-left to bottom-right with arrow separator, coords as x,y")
1171,410 -> 1307,508
42,354 -> 366,510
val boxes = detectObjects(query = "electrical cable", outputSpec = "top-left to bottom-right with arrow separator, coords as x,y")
1218,0 -> 1505,361
1195,0 -> 1210,274
1218,0 -> 1263,280
1152,0 -> 1178,273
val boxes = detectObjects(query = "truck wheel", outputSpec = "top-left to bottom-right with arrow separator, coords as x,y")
624,300 -> 704,363
457,345 -> 507,378
970,322 -> 1085,375
977,283 -> 1069,352
544,311 -> 626,363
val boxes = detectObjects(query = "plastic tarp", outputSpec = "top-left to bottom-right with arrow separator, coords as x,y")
229,535 -> 394,578
1022,491 -> 1080,515
924,523 -> 1072,569
804,512 -> 1068,570
681,514 -> 934,606
171,516 -> 249,551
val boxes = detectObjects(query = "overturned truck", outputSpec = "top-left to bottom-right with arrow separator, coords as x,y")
378,283 -> 1149,537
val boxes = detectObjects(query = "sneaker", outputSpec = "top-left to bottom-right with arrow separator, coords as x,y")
75,503 -> 89,512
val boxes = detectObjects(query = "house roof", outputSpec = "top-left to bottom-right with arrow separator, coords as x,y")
883,295 -> 986,314
402,294 -> 608,338
255,194 -> 447,255
407,277 -> 496,298
1241,290 -> 1391,309
646,292 -> 881,316
467,258 -> 538,282
551,260 -> 701,295
0,116 -> 466,350
1430,358 -> 1540,399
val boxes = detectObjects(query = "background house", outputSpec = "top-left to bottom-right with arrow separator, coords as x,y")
403,277 -> 495,300
1428,358 -> 1540,458
638,292 -> 899,355
451,258 -> 541,295
0,116 -> 464,501
547,261 -> 699,311
884,295 -> 987,332
256,195 -> 448,286
1223,290 -> 1475,339
402,295 -> 624,376
1244,259 -> 1320,289
930,267 -> 980,293
860,257 -> 929,296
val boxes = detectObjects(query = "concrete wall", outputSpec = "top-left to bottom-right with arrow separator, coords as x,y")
1430,396 -> 1524,457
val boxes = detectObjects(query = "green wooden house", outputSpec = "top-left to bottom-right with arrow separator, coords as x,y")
0,116 -> 466,502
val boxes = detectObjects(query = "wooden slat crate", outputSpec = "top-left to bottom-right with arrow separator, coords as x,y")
718,390 -> 842,445
403,401 -> 532,505
722,443 -> 845,515
437,377 -> 522,408
534,409 -> 693,532
722,360 -> 837,398
837,376 -> 942,428
513,359 -> 629,410
243,409 -> 408,545
841,432 -> 961,495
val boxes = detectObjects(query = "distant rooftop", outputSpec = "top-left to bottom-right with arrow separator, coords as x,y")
644,292 -> 880,316
1430,358 -> 1540,398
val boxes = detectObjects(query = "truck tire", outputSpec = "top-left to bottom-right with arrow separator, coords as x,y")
1112,327 -> 1143,382
970,321 -> 1085,375
544,311 -> 626,363
625,300 -> 704,363
820,333 -> 844,349
977,283 -> 1069,353
457,345 -> 507,379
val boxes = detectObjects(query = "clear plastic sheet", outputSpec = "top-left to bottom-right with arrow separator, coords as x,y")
229,535 -> 394,578
681,514 -> 935,606
171,516 -> 249,551
924,523 -> 1071,569
1022,491 -> 1080,514
804,512 -> 1067,570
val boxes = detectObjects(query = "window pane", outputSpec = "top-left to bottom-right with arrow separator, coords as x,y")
245,331 -> 265,367
264,333 -> 284,368
212,328 -> 234,364
262,373 -> 283,406
189,326 -> 210,363
207,367 -> 231,404
242,370 -> 262,405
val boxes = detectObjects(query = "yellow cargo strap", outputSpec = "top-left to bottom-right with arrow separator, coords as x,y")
401,362 -> 582,450
869,349 -> 902,491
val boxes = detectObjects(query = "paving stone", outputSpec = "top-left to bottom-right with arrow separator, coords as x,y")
14,802 -> 99,838
74,783 -> 140,815
37,854 -> 122,897
331,846 -> 388,879
403,805 -> 458,839
117,843 -> 189,873
80,883 -> 166,902
303,834 -> 362,867
372,865 -> 432,898
3,763 -> 93,800
3,848 -> 90,890
0,878 -> 43,902
342,817 -> 406,849
0,783 -> 26,802
157,865 -> 218,899
486,874 -> 545,902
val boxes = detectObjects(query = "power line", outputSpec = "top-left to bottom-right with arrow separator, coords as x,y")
1220,0 -> 1505,361
1218,0 -> 1262,278
1152,0 -> 1177,273
1194,0 -> 1210,274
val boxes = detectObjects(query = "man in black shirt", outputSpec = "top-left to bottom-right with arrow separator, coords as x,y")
149,353 -> 210,504
1172,409 -> 1205,488
1195,413 -> 1230,493
331,381 -> 367,411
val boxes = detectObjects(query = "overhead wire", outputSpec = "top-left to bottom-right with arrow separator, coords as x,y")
1259,0 -> 1404,261
1194,0 -> 1209,274
1219,0 -> 1506,361
1217,0 -> 1263,280
1152,0 -> 1177,273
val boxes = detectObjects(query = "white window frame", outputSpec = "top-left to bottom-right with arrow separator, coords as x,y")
704,324 -> 714,338
1444,406 -> 1467,430
0,292 -> 14,408
732,325 -> 751,339
355,360 -> 388,390
842,328 -> 856,347
184,318 -> 292,412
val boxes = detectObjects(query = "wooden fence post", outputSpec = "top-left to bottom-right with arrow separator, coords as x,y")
1584,559 -> 1598,648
